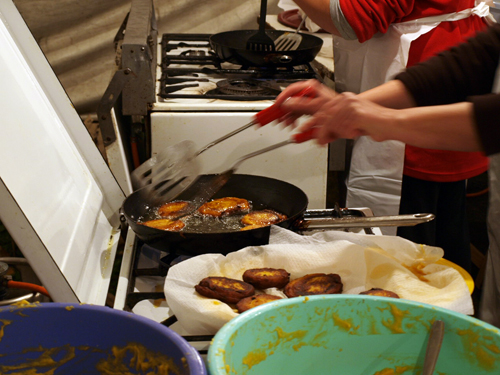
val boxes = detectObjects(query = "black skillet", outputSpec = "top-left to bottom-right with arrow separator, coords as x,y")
209,29 -> 323,68
121,174 -> 308,256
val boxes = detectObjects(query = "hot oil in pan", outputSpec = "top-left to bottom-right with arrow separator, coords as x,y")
182,211 -> 250,233
140,200 -> 285,233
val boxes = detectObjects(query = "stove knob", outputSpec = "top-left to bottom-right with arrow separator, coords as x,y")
278,55 -> 293,64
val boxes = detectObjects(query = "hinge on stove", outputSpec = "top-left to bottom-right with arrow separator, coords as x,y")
97,0 -> 157,147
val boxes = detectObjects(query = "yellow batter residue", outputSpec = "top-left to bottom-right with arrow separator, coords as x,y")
457,327 -> 500,370
0,319 -> 12,342
96,342 -> 181,374
0,342 -> 182,375
242,349 -> 268,369
241,326 -> 308,370
331,313 -> 355,333
65,305 -> 74,311
373,365 -> 413,375
403,263 -> 429,282
380,303 -> 410,334
0,344 -> 77,374
12,300 -> 39,308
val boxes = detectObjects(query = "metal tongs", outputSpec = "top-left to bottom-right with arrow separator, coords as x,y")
133,87 -> 314,208
166,128 -> 316,216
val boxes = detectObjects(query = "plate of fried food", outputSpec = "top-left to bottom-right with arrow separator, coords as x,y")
164,229 -> 473,335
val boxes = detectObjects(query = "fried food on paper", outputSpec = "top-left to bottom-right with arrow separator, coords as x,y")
241,210 -> 287,226
198,197 -> 250,217
359,288 -> 400,298
284,273 -> 343,298
236,294 -> 282,313
243,268 -> 290,289
142,218 -> 185,231
157,201 -> 190,218
195,276 -> 255,304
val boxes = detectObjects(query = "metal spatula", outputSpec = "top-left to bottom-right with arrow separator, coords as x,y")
184,128 -> 316,210
246,0 -> 275,51
275,15 -> 307,51
131,87 -> 314,200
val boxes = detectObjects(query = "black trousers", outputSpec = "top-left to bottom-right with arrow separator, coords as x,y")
397,175 -> 471,272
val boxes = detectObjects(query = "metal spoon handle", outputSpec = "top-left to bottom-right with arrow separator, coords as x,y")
423,320 -> 445,375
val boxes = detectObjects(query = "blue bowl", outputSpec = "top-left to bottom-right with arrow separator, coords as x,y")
208,295 -> 500,374
0,302 -> 207,374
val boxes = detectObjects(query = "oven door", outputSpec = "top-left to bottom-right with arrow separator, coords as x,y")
0,0 -> 127,305
150,112 -> 328,209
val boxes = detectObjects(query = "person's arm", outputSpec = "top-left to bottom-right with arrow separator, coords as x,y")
292,0 -> 412,41
313,95 -> 482,151
276,80 -> 483,152
291,0 -> 341,36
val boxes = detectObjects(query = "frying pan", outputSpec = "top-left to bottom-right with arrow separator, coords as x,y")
121,174 -> 308,256
209,30 -> 323,67
121,174 -> 435,256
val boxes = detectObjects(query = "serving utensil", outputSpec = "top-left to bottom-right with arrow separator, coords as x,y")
246,0 -> 275,51
423,320 -> 445,375
132,87 -> 314,207
190,128 -> 316,205
275,15 -> 307,51
151,128 -> 315,219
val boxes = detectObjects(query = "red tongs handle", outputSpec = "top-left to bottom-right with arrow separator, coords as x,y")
292,128 -> 315,144
254,86 -> 315,126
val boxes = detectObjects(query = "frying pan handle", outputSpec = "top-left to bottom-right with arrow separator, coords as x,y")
254,86 -> 315,126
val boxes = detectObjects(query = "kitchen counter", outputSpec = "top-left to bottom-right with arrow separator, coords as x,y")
266,14 -> 335,88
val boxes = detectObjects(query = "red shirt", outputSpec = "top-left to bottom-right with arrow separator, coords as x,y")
340,0 -> 489,181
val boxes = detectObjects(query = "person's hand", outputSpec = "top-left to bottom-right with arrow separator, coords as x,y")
298,92 -> 399,145
274,79 -> 338,127
276,79 -> 400,145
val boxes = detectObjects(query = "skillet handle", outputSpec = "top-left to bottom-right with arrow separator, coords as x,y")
254,86 -> 315,126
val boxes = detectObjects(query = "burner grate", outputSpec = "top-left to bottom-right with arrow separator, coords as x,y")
159,33 -> 319,100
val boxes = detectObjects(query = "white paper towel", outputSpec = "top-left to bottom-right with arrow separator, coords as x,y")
164,226 -> 473,335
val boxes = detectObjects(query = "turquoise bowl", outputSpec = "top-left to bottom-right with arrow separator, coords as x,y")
208,295 -> 500,374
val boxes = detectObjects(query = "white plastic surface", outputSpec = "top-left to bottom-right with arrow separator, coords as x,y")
0,1 -> 125,304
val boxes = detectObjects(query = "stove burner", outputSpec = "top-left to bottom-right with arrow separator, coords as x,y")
216,79 -> 278,96
159,33 -> 319,100
181,50 -> 207,57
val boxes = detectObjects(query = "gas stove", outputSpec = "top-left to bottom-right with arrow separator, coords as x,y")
158,33 -> 318,101
96,0 -> 330,209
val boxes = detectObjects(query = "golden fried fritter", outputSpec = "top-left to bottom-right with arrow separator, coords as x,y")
198,197 -> 250,217
241,210 -> 287,226
157,201 -> 190,218
240,224 -> 265,231
284,273 -> 343,298
195,276 -> 255,304
236,294 -> 282,313
359,288 -> 400,298
243,268 -> 290,289
141,218 -> 185,231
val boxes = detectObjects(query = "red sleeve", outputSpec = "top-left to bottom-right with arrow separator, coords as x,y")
339,0 -> 414,42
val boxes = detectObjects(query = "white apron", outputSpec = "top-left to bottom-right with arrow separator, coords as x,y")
478,59 -> 500,328
336,3 -> 491,235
